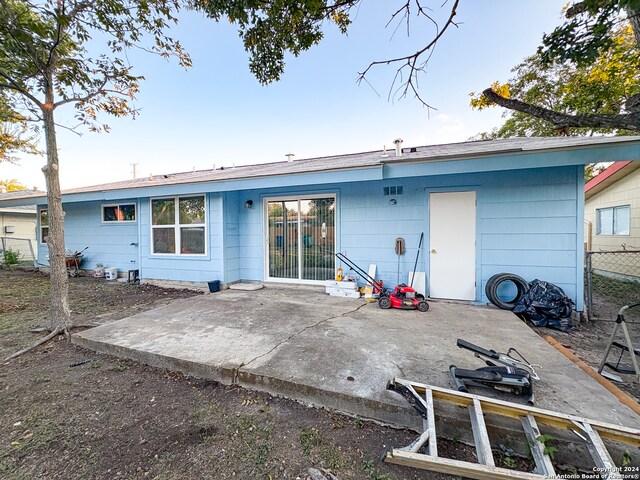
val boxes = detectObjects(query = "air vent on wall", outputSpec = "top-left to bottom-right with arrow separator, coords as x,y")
383,186 -> 403,196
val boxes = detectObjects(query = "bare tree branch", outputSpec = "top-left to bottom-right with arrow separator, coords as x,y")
53,121 -> 83,135
357,0 -> 460,108
53,77 -> 110,108
0,76 -> 42,108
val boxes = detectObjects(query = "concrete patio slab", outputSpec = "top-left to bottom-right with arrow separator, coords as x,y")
73,285 -> 640,435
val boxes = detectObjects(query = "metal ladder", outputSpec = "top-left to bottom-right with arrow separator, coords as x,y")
598,303 -> 640,383
385,378 -> 640,480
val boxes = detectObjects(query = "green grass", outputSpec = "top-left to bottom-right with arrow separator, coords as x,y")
0,412 -> 64,465
592,273 -> 640,302
319,444 -> 348,470
360,459 -> 391,480
231,415 -> 276,476
191,401 -> 219,426
299,427 -> 322,455
110,361 -> 128,372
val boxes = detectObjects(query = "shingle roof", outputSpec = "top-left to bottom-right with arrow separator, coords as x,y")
0,190 -> 44,206
0,205 -> 36,213
0,191 -> 40,213
2,135 -> 639,203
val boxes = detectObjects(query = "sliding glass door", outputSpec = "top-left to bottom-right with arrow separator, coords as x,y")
266,195 -> 335,283
267,200 -> 299,279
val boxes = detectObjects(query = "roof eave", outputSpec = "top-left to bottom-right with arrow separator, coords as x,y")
381,148 -> 524,165
383,138 -> 640,166
37,163 -> 384,205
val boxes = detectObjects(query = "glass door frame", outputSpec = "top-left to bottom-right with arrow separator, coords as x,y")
263,193 -> 337,285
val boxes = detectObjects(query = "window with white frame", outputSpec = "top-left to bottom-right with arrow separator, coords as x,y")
39,209 -> 48,243
596,205 -> 630,235
151,195 -> 206,254
102,203 -> 136,223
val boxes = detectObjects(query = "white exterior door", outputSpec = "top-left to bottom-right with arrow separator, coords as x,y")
429,191 -> 476,300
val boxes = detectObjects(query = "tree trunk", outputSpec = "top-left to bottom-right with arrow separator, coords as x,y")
41,84 -> 70,335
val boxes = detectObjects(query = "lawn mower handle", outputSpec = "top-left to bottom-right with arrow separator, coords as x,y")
335,252 -> 384,290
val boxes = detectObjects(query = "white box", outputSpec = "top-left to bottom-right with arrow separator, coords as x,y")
325,280 -> 358,290
326,287 -> 361,298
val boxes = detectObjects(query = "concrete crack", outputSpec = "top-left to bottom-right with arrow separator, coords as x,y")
240,302 -> 368,370
391,361 -> 406,377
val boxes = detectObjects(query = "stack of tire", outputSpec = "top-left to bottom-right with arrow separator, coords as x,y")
485,273 -> 529,310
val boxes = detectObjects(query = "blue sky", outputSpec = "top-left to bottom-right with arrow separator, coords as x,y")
3,1 -> 567,190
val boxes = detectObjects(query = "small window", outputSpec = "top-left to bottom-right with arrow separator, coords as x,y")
102,203 -> 136,223
39,209 -> 48,243
383,186 -> 403,196
151,195 -> 206,255
597,205 -> 630,235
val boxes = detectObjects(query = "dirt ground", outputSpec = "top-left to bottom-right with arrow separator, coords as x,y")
539,289 -> 640,402
2,270 -> 636,479
1,270 -> 494,480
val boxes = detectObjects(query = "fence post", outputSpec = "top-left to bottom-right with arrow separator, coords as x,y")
27,238 -> 36,267
585,251 -> 593,321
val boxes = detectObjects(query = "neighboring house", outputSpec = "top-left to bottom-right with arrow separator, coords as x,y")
0,190 -> 41,263
584,161 -> 640,279
2,136 -> 640,311
585,161 -> 640,251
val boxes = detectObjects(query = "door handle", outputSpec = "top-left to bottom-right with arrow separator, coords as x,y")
431,249 -> 437,254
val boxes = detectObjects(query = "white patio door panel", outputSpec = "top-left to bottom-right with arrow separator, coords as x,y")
429,191 -> 476,300
265,195 -> 336,284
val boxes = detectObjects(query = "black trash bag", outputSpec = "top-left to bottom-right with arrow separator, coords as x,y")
513,279 -> 575,332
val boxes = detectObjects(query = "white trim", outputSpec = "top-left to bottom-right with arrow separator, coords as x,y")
149,194 -> 208,256
101,202 -> 137,224
263,193 -> 337,285
38,208 -> 48,244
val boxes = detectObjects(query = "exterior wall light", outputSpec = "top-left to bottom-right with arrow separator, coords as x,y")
389,198 -> 397,205
244,200 -> 254,209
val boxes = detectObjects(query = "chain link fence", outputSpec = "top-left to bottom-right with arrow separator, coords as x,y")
585,250 -> 640,320
0,237 -> 36,265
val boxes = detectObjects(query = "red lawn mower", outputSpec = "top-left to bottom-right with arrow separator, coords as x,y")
336,241 -> 429,313
379,232 -> 429,312
378,284 -> 429,312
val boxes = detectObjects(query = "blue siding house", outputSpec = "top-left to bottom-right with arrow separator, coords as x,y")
4,136 -> 640,311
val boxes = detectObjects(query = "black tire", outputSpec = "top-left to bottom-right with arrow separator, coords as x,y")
485,273 -> 529,310
417,301 -> 429,312
379,297 -> 391,309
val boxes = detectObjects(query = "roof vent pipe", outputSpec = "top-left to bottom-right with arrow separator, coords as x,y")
286,153 -> 295,163
394,138 -> 403,157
